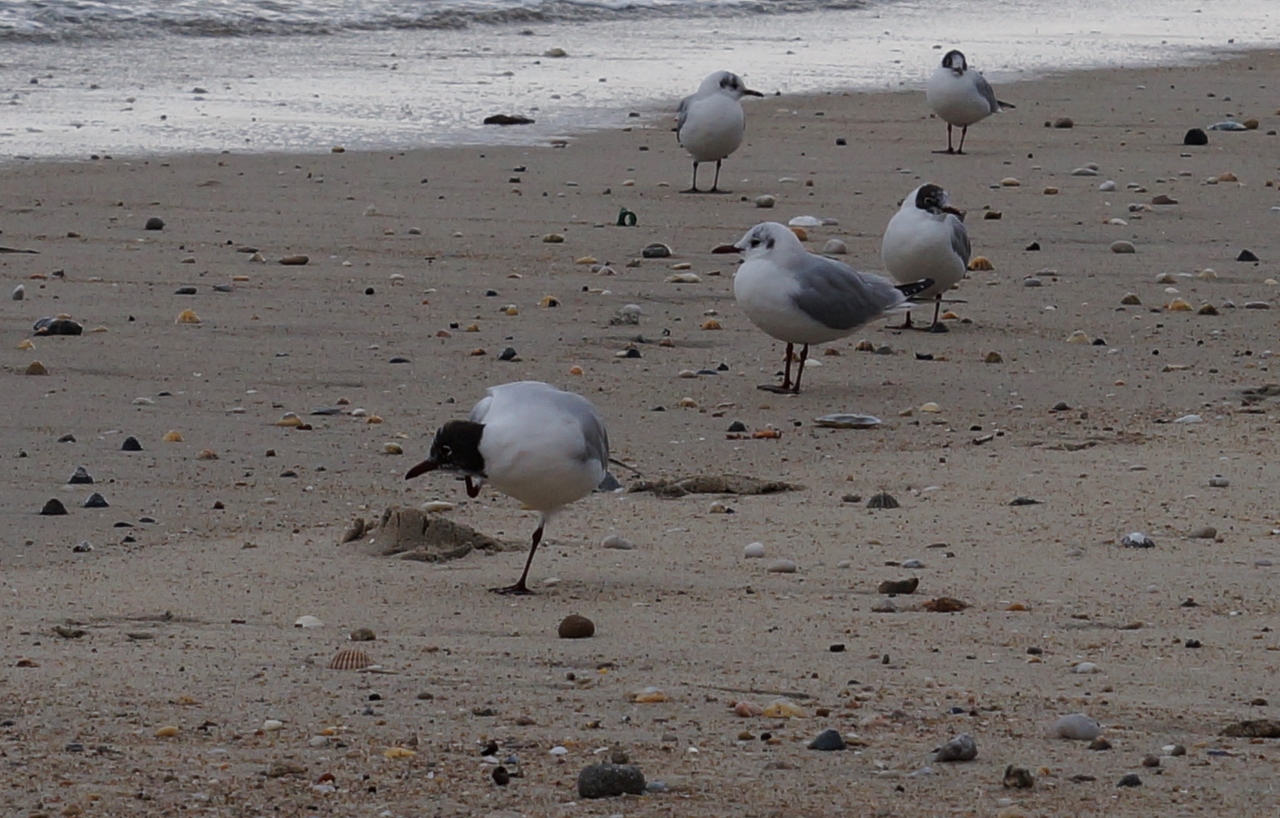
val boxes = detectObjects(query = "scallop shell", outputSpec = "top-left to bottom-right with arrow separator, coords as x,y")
25,361 -> 48,375
1166,298 -> 1192,311
967,256 -> 994,271
162,430 -> 184,442
701,318 -> 721,330
175,309 -> 201,324
327,648 -> 374,670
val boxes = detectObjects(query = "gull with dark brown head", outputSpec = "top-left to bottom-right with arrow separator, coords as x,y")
882,183 -> 970,331
926,50 -> 1012,154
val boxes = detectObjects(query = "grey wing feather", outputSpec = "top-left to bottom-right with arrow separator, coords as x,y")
974,72 -> 1000,113
791,256 -> 905,331
560,393 -> 609,466
676,95 -> 691,141
950,216 -> 972,265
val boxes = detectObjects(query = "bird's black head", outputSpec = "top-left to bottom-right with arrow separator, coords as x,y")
405,419 -> 485,480
941,50 -> 967,73
915,183 -> 946,212
716,71 -> 763,98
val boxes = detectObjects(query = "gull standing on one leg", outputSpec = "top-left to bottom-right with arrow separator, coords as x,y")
714,222 -> 934,394
676,70 -> 763,193
926,50 -> 1012,154
405,381 -> 610,595
882,183 -> 970,332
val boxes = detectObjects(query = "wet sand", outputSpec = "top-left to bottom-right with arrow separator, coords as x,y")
3,51 -> 1280,816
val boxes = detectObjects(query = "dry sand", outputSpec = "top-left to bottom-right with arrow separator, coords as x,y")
3,51 -> 1280,816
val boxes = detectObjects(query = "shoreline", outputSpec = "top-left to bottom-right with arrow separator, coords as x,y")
3,50 -> 1280,815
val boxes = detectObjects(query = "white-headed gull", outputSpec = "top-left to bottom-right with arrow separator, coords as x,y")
676,70 -> 763,193
882,183 -> 971,331
926,50 -> 1012,154
406,381 -> 609,595
714,222 -> 934,393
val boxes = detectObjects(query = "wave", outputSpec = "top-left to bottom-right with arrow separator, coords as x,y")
0,0 -> 869,42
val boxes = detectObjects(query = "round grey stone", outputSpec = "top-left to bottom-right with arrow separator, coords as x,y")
577,763 -> 646,799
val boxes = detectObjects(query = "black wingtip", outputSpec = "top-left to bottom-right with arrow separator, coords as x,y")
896,278 -> 935,298
997,100 -> 1016,110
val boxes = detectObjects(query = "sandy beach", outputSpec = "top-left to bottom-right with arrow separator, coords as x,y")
4,50 -> 1280,816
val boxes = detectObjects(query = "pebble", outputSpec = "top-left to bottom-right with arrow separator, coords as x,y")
641,243 -> 672,258
1110,240 -> 1136,254
1023,276 -> 1042,287
72,541 -> 93,553
1117,774 -> 1143,788
33,317 -> 84,335
577,763 -> 646,799
821,239 -> 847,255
871,598 -> 898,613
1172,413 -> 1202,424
350,627 -> 376,641
1189,525 -> 1217,539
666,273 -> 700,284
814,413 -> 880,429
40,498 -> 69,516
919,401 -> 941,413
27,360 -> 50,376
1120,293 -> 1141,305
121,436 -> 143,451
1066,330 -> 1090,344
1208,474 -> 1230,487
766,559 -> 797,574
762,699 -> 807,718
934,733 -> 978,762
807,729 -> 846,751
1237,249 -> 1259,262
1000,177 -> 1021,187
144,216 -> 165,230
1184,128 -> 1209,145
1002,766 -> 1034,789
1071,167 -> 1098,176
11,284 -> 24,300
1052,116 -> 1074,128
743,542 -> 766,559
1099,180 -> 1117,191
1120,531 -> 1155,548
985,351 -> 1004,363
541,233 -> 565,243
1072,661 -> 1100,674
293,615 -> 323,628
601,534 -> 633,550
83,492 -> 109,508
1054,713 -> 1103,740
753,195 -> 776,208
68,466 -> 93,485
558,614 -> 595,639
1152,193 -> 1178,205
278,255 -> 309,265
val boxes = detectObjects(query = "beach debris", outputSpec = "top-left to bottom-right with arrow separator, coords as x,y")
350,627 -> 376,641
1208,474 -> 1230,487
121,436 -> 143,451
1221,719 -> 1280,738
40,498 -> 68,516
1003,765 -> 1034,789
1110,240 -> 1136,254
743,542 -> 765,558
145,217 -> 165,230
968,256 -> 994,270
11,284 -> 24,301
1208,120 -> 1247,131
923,597 -> 968,612
483,114 -> 534,125
327,648 -> 374,670
577,764 -> 646,799
175,309 -> 200,324
762,699 -> 807,718
83,492 -> 109,508
641,242 -> 671,258
877,577 -> 919,595
866,492 -> 899,509
1117,774 -> 1143,787
1120,531 -> 1155,548
808,729 -> 846,751
294,615 -> 324,628
601,534 -> 633,550
33,317 -> 83,335
558,614 -> 595,639
934,734 -> 977,762
1054,713 -> 1102,740
630,474 -> 797,498
766,559 -> 797,574
814,413 -> 880,429
162,430 -> 183,442
631,687 -> 668,703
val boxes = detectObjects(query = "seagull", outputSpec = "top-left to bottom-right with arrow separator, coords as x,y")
405,381 -> 609,595
926,50 -> 1012,154
882,183 -> 970,332
714,222 -> 934,393
676,70 -> 763,193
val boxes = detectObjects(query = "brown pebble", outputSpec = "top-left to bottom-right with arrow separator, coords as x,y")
923,596 -> 968,613
25,360 -> 49,375
279,255 -> 310,265
558,614 -> 595,639
877,577 -> 919,595
1142,754 -> 1160,768
350,627 -> 377,642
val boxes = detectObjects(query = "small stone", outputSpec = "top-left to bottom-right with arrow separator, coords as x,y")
1208,475 -> 1230,488
68,466 -> 93,485
1117,774 -> 1142,788
766,559 -> 797,574
999,177 -> 1021,187
1066,330 -> 1091,344
40,498 -> 68,516
1071,167 -> 1098,176
162,430 -> 183,442
1198,304 -> 1219,315
1054,713 -> 1102,741
601,534 -> 633,550
1237,249 -> 1260,262
743,542 -> 766,559
934,734 -> 977,762
122,436 -> 143,451
967,256 -> 994,271
877,577 -> 919,595
1053,117 -> 1074,128
25,361 -> 49,375
1043,186 -> 1059,195
577,764 -> 646,799
175,308 -> 201,324
1003,765 -> 1034,789
154,724 -> 179,737
558,614 -> 595,639
1184,128 -> 1209,146
498,347 -> 518,361
983,210 -> 1002,219
922,597 -> 967,612
985,351 -> 1004,363
83,492 -> 109,509
821,239 -> 847,255
11,284 -> 24,300
1088,737 -> 1112,751
753,195 -> 776,208
350,627 -> 377,641
1142,754 -> 1160,768
1120,532 -> 1155,548
1110,240 -> 1136,254
1099,180 -> 1117,191
278,255 -> 309,265
542,233 -> 565,243
807,729 -> 846,751
492,766 -> 510,786
641,243 -> 672,258
144,217 -> 165,230
1152,194 -> 1178,205
866,492 -> 899,509
1120,293 -> 1141,305
1189,525 -> 1217,539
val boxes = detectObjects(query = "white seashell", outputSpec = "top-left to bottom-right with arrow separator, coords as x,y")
294,615 -> 324,629
1072,661 -> 1100,674
1054,713 -> 1102,740
262,719 -> 285,732
743,542 -> 766,559
420,501 -> 455,513
788,215 -> 824,228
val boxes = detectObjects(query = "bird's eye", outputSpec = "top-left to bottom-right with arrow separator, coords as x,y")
439,445 -> 451,457
749,238 -> 761,247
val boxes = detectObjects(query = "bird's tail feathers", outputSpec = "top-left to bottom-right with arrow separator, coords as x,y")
895,278 -> 935,299
997,100 -> 1016,110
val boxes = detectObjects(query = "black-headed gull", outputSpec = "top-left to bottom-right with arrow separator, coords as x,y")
882,183 -> 970,331
676,70 -> 763,193
714,222 -> 933,394
405,381 -> 609,595
926,50 -> 1012,154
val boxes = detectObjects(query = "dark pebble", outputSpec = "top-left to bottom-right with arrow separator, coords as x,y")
1010,496 -> 1042,506
1089,737 -> 1112,750
1053,117 -> 1074,128
1183,128 -> 1208,146
1117,773 -> 1142,787
558,614 -> 595,639
145,217 -> 165,230
33,317 -> 84,336
1237,249 -> 1259,262
389,356 -> 411,364
1002,765 -> 1034,789
1025,241 -> 1041,251
40,498 -> 68,516
641,243 -> 672,259
835,137 -> 847,146
485,289 -> 499,297
364,287 -> 375,295
1051,401 -> 1071,411
138,516 -> 156,524
498,347 -> 518,361
622,348 -> 641,359
174,286 -> 197,295
727,421 -> 747,432
866,492 -> 900,509
877,577 -> 919,595
829,643 -> 845,652
483,114 -> 535,126
492,766 -> 510,786
577,763 -> 646,799
83,492 -> 109,508
122,436 -> 143,451
65,743 -> 85,752
716,362 -> 729,371
1185,638 -> 1202,648
57,434 -> 76,443
67,466 -> 93,484
807,728 -> 846,751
